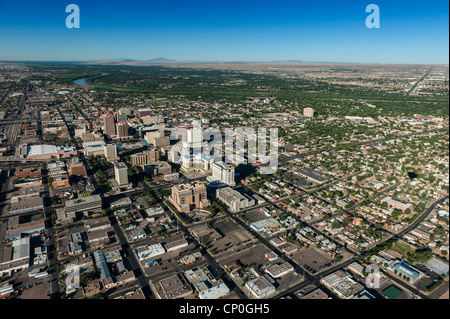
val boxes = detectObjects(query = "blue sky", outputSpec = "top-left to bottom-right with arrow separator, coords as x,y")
0,0 -> 448,64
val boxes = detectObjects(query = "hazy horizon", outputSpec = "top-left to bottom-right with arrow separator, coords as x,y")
0,0 -> 448,64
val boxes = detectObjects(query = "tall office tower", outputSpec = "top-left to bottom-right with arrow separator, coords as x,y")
116,114 -> 128,122
116,121 -> 129,138
208,161 -> 236,186
187,121 -> 203,148
119,108 -> 132,116
168,182 -> 210,213
103,113 -> 116,136
145,149 -> 161,163
104,144 -> 118,160
114,162 -> 128,186
303,107 -> 315,117
138,108 -> 153,119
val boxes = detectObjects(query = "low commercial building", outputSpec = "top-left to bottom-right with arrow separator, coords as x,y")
130,152 -> 147,166
83,140 -> 106,157
0,284 -> 15,299
250,218 -> 278,232
245,276 -> 276,299
110,197 -> 132,209
5,215 -> 45,241
265,262 -> 294,278
0,238 -> 30,276
392,261 -> 422,283
14,168 -> 42,179
93,249 -> 114,289
10,186 -> 42,201
183,265 -> 230,299
8,196 -> 44,215
84,217 -> 111,232
134,243 -> 165,261
144,161 -> 172,176
69,157 -> 87,177
164,238 -> 189,252
156,274 -> 193,299
87,229 -> 110,249
320,270 -> 364,299
348,262 -> 365,277
216,187 -> 255,213
51,174 -> 70,189
154,136 -> 170,148
13,179 -> 42,188
381,197 -> 412,212
179,252 -> 202,265
83,281 -> 102,298
131,229 -> 146,241
146,206 -> 164,216
294,168 -> 329,184
300,288 -> 329,300
64,195 -> 102,216
199,283 -> 230,299
189,225 -> 222,241
26,144 -> 77,159
410,228 -> 431,241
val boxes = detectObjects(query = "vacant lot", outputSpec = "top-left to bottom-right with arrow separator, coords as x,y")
240,209 -> 269,224
206,218 -> 255,256
391,240 -> 416,257
290,247 -> 334,274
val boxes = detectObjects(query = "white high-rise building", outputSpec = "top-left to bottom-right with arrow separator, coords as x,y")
144,130 -> 161,145
182,152 -> 214,171
207,161 -> 235,186
187,121 -> 203,149
104,144 -> 118,160
114,162 -> 128,186
303,107 -> 315,117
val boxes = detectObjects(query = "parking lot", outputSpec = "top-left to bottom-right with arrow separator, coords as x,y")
205,218 -> 255,255
217,243 -> 273,269
290,247 -> 334,274
240,208 -> 270,224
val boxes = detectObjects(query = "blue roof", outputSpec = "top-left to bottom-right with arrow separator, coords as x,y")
393,262 -> 420,281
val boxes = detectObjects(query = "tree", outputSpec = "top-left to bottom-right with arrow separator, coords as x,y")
80,272 -> 93,286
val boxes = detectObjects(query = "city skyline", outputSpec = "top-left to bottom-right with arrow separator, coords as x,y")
0,0 -> 448,64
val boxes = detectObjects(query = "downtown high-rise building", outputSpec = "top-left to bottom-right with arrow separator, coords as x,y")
104,144 -> 118,160
303,107 -> 315,117
168,182 -> 210,213
116,121 -> 129,138
208,161 -> 236,186
103,113 -> 116,136
114,162 -> 128,186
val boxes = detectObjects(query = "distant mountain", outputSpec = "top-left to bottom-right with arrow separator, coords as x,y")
264,60 -> 304,63
145,57 -> 176,62
87,57 -> 176,63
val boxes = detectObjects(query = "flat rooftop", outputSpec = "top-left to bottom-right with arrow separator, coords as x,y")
9,196 -> 44,214
64,194 -> 102,208
27,144 -> 57,156
114,162 -> 128,169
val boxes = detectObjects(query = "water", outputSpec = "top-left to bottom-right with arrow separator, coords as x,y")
73,73 -> 116,90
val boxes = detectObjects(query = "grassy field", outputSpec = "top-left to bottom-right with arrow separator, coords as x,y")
391,240 -> 416,257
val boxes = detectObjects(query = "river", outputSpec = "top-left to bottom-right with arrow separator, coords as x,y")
72,73 -> 116,90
